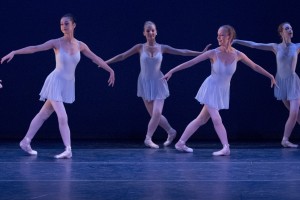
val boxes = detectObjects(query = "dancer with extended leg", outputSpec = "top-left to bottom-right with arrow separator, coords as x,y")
1,14 -> 115,158
163,25 -> 277,156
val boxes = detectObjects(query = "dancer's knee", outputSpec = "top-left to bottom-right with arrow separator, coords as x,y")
37,109 -> 52,121
152,109 -> 162,119
57,114 -> 68,126
211,116 -> 223,127
288,111 -> 298,122
195,115 -> 209,126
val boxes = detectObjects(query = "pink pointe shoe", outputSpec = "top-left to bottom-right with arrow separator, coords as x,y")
144,137 -> 159,149
163,130 -> 177,147
54,146 -> 72,159
175,140 -> 193,153
212,144 -> 230,156
19,137 -> 37,155
281,140 -> 298,148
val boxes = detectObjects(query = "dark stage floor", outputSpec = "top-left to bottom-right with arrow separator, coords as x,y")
0,140 -> 300,200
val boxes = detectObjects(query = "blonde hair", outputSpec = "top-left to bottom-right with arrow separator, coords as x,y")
220,25 -> 236,43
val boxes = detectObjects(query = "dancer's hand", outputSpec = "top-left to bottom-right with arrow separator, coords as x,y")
202,44 -> 212,53
270,76 -> 278,88
108,70 -> 115,87
1,51 -> 15,64
162,71 -> 173,81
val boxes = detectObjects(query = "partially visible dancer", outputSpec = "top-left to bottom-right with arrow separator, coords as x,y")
163,25 -> 276,156
106,21 -> 210,149
1,13 -> 115,158
0,80 -> 2,88
233,22 -> 300,148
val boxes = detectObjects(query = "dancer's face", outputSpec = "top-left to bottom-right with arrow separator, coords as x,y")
60,17 -> 76,35
281,23 -> 293,39
217,27 -> 230,47
143,24 -> 157,42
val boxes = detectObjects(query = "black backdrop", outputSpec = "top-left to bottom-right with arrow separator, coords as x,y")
0,0 -> 300,141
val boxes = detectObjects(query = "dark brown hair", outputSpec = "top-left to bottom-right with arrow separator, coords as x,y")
62,13 -> 76,24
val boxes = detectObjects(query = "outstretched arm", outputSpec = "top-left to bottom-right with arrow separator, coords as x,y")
233,39 -> 276,52
80,42 -> 115,87
162,50 -> 212,81
239,52 -> 277,88
162,44 -> 211,56
106,44 -> 141,64
1,39 -> 56,64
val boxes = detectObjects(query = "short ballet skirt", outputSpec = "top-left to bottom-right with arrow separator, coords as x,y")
195,76 -> 230,110
39,70 -> 75,104
274,73 -> 300,100
137,74 -> 169,101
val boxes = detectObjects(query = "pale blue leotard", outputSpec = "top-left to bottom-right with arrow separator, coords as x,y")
196,49 -> 238,110
39,39 -> 81,104
274,43 -> 300,100
137,44 -> 169,101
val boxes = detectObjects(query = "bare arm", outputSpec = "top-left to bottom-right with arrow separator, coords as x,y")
1,39 -> 56,64
162,44 -> 212,56
233,39 -> 276,52
162,50 -> 213,81
106,44 -> 141,64
80,42 -> 115,86
239,51 -> 277,88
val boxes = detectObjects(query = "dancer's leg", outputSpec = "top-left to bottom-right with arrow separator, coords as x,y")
144,100 -> 176,146
206,106 -> 230,156
23,100 -> 54,140
143,100 -> 176,133
281,99 -> 299,148
20,100 -> 54,155
50,100 -> 72,158
144,99 -> 164,148
175,106 -> 210,153
282,100 -> 300,124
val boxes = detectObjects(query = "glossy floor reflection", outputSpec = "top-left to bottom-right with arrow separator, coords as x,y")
0,140 -> 300,200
